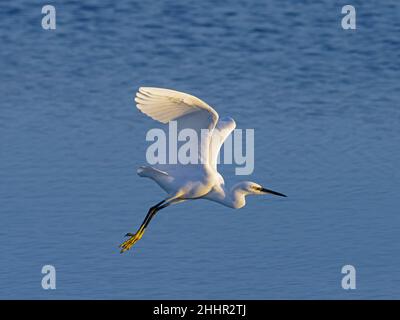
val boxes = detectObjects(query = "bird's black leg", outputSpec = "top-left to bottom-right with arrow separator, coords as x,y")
125,199 -> 165,236
142,202 -> 170,230
119,199 -> 170,253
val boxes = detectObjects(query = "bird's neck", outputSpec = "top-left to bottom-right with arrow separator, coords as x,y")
218,184 -> 247,209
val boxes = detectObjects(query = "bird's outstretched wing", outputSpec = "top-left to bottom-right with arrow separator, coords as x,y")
209,117 -> 236,169
135,87 -> 219,165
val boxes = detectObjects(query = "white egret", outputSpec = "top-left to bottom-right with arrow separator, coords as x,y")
120,87 -> 286,253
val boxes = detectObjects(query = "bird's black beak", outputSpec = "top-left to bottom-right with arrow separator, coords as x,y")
260,187 -> 287,197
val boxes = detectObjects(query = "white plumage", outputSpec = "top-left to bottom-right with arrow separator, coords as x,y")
120,87 -> 286,253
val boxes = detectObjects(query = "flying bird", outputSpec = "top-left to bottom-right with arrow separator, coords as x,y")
119,87 -> 286,253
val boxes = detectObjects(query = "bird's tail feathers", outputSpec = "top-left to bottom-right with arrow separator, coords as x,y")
137,166 -> 169,178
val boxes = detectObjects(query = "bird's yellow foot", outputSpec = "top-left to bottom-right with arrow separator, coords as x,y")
119,229 -> 145,253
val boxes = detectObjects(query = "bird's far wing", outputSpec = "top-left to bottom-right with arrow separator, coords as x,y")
209,117 -> 236,169
135,87 -> 218,126
135,87 -> 219,165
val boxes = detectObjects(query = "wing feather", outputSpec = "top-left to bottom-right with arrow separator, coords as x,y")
135,87 -> 218,125
209,117 -> 236,169
135,87 -> 220,165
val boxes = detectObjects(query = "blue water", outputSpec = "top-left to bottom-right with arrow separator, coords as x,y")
1,0 -> 400,299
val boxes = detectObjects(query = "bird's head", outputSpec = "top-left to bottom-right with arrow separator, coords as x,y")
237,181 -> 287,197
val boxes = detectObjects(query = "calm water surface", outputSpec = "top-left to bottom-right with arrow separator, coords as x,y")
0,0 -> 400,298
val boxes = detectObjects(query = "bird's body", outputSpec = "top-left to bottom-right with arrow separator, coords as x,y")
119,87 -> 286,253
138,164 -> 217,199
